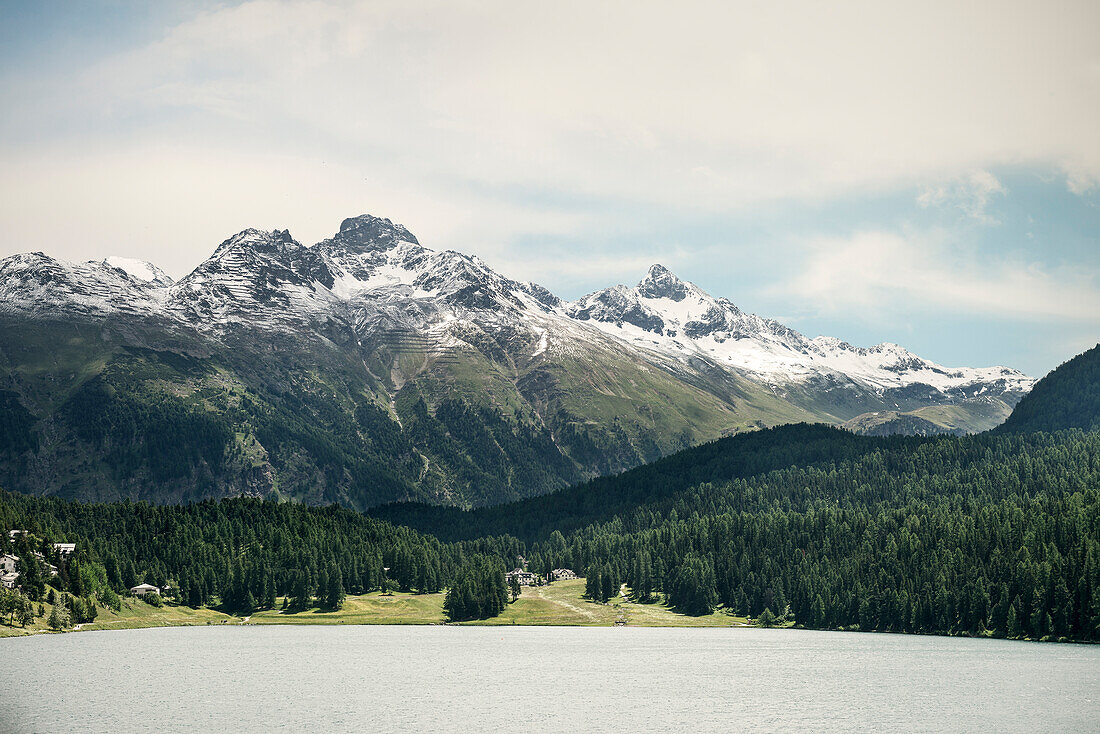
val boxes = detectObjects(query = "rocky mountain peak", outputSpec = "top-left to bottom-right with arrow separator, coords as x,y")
637,263 -> 690,301
566,284 -> 667,334
332,214 -> 420,253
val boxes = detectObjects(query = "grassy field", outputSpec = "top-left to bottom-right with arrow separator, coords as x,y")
471,579 -> 749,627
0,579 -> 750,637
0,597 -> 236,637
253,579 -> 747,628
252,591 -> 447,626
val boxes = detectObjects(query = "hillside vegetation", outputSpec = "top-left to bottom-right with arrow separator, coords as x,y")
368,346 -> 1100,640
998,343 -> 1100,434
3,344 -> 1098,641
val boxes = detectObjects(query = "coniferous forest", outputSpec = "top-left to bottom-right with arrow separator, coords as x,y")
1,343 -> 1098,639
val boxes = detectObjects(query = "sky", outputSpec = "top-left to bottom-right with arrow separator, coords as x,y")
0,0 -> 1097,377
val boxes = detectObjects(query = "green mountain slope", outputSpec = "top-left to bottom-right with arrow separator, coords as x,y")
7,345 -> 1099,640
997,343 -> 1100,433
843,397 -> 1014,436
0,312 -> 820,509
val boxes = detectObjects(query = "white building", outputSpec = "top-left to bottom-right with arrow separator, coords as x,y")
7,530 -> 28,540
53,543 -> 76,557
130,583 -> 160,596
29,551 -> 58,577
551,568 -> 578,581
505,569 -> 538,586
0,571 -> 18,589
0,554 -> 18,575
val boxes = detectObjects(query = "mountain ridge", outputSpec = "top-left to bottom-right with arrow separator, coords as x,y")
1,215 -> 1032,403
0,213 -> 1035,508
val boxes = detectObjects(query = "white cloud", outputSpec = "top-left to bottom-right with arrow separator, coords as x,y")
1064,166 -> 1100,195
917,170 -> 1008,224
1,0 -> 1098,283
779,229 -> 1100,323
7,3 -> 1100,190
0,143 -> 593,280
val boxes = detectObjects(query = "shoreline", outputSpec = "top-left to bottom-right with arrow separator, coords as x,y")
4,578 -> 1089,644
4,618 -> 1090,646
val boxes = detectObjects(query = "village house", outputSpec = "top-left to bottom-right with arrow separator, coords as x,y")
130,583 -> 160,596
0,553 -> 17,575
29,551 -> 58,577
505,568 -> 538,586
551,568 -> 578,581
0,572 -> 18,589
53,543 -> 76,557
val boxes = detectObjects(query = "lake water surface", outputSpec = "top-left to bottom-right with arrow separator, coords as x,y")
2,625 -> 1098,733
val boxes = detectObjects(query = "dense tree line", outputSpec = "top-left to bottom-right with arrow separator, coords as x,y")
4,340 -> 1100,640
515,430 -> 1100,639
0,493 -> 506,618
378,424 -> 1100,640
442,556 -> 509,621
4,427 -> 1099,639
998,343 -> 1099,434
372,423 -> 893,540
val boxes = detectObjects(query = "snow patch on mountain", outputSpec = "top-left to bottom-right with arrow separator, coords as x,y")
98,257 -> 174,286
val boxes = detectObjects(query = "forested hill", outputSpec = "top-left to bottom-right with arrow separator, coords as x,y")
0,491 -> 519,615
375,422 -> 1100,641
997,343 -> 1100,434
372,424 -> 1100,544
5,414 -> 1100,639
373,344 -> 1100,542
370,423 -> 905,541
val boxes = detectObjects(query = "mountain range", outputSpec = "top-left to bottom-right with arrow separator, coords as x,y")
0,214 -> 1033,508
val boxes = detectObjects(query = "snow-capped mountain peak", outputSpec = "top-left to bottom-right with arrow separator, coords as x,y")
0,215 -> 1035,420
331,214 -> 420,253
566,264 -> 1033,402
0,251 -> 168,319
637,263 -> 693,301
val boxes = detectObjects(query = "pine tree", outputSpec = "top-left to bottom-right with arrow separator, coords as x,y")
811,594 -> 826,628
326,566 -> 345,610
509,575 -> 521,602
601,563 -> 617,603
1006,598 -> 1021,638
48,595 -> 70,630
585,566 -> 602,602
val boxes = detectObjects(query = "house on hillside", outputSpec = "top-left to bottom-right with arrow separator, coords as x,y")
7,530 -> 28,541
0,554 -> 17,575
0,572 -> 18,589
130,583 -> 160,596
30,551 -> 58,577
551,568 -> 577,580
53,543 -> 76,557
505,568 -> 538,586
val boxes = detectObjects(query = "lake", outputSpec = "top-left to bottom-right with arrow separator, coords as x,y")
2,626 -> 1097,733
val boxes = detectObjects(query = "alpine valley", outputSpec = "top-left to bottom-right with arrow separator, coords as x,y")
0,214 -> 1033,509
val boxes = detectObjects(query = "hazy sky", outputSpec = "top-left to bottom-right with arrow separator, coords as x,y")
1,1 -> 1098,376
